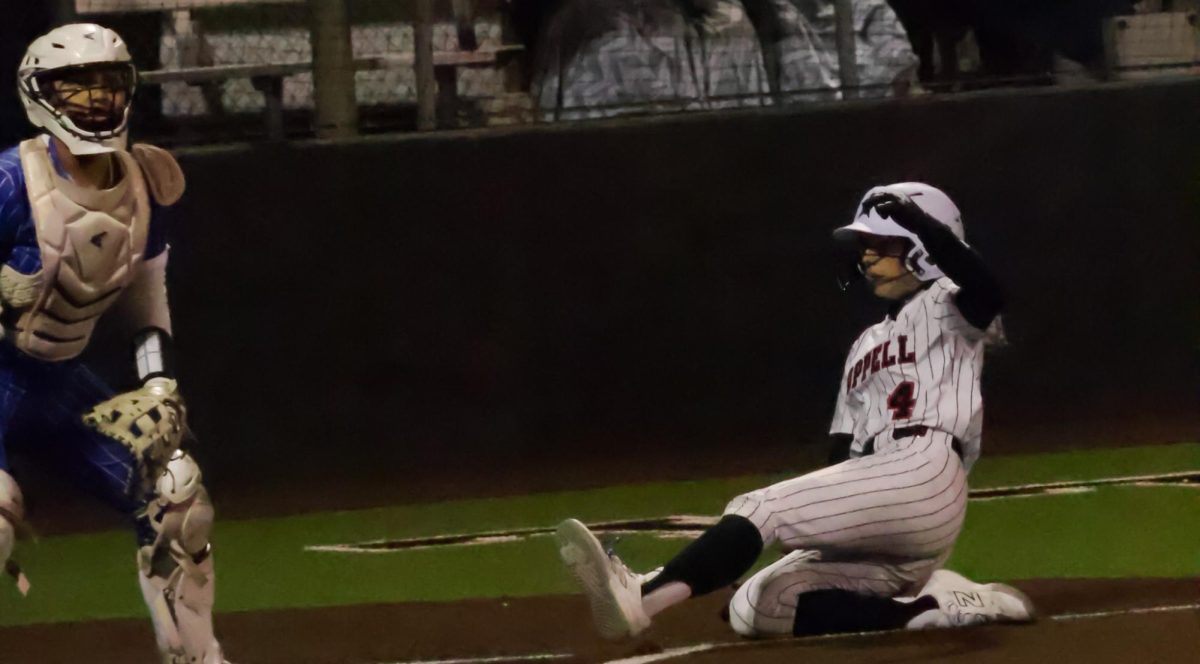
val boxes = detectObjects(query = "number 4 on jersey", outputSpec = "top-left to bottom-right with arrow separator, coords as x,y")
887,381 -> 917,420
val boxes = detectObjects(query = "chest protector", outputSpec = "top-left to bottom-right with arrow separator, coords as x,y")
13,138 -> 151,361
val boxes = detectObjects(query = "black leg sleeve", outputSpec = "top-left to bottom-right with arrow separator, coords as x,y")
792,590 -> 939,636
641,515 -> 763,597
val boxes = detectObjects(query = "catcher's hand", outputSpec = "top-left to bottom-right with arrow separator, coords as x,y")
862,191 -> 931,233
82,378 -> 187,485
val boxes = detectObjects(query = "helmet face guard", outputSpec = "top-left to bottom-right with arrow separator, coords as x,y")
18,24 -> 136,155
22,62 -> 136,139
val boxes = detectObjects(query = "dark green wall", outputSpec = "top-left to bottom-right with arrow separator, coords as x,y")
159,80 -> 1199,485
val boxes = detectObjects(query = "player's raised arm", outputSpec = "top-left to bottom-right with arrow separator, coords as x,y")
863,191 -> 1004,330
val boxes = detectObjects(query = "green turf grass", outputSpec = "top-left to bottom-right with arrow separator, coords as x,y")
967,443 -> 1200,489
0,443 -> 1195,626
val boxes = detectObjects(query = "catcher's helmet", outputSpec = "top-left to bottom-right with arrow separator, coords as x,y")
18,23 -> 137,155
833,182 -> 965,282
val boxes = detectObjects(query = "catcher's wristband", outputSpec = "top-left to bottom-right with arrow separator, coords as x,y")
133,327 -> 175,382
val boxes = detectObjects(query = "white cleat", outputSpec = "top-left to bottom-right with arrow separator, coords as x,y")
161,654 -> 232,664
555,518 -> 651,640
908,569 -> 1037,629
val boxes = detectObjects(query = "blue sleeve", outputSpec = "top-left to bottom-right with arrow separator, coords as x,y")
0,147 -> 41,273
0,148 -> 25,260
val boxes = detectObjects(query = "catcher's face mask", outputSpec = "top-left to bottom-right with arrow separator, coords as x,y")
29,63 -> 136,135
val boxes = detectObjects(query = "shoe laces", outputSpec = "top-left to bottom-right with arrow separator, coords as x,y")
608,552 -> 638,583
603,537 -> 638,585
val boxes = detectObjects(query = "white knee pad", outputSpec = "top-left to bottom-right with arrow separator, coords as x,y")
728,580 -> 760,638
0,516 -> 13,573
138,451 -> 224,664
154,450 -> 214,557
0,471 -> 22,565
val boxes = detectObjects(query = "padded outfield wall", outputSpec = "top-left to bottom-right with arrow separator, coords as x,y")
89,78 -> 1199,491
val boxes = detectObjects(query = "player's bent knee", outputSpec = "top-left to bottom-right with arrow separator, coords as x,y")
0,516 -> 14,566
728,583 -> 761,637
728,586 -> 793,638
153,450 -> 214,556
138,451 -> 224,663
723,491 -> 774,542
727,568 -> 792,638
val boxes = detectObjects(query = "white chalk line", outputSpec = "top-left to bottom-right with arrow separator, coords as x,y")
600,602 -> 1200,664
308,470 -> 1195,555
1049,602 -> 1200,622
375,653 -> 574,664
305,529 -> 700,554
968,470 -> 1199,497
970,486 -> 1095,502
604,644 -> 720,664
363,602 -> 1200,664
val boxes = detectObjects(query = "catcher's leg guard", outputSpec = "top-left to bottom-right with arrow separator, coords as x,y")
0,470 -> 31,596
137,451 -> 225,664
0,470 -> 22,568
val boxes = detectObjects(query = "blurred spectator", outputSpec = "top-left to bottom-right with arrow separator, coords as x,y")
887,1 -> 972,89
520,0 -> 917,120
528,0 -> 768,120
771,0 -> 918,100
888,0 -> 1141,88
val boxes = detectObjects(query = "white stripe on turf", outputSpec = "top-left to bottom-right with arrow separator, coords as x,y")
602,644 -> 720,664
380,654 -> 574,664
1049,602 -> 1200,621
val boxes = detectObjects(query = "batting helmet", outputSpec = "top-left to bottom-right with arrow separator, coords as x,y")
834,182 -> 965,282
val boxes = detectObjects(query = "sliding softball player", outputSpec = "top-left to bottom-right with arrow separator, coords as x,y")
556,182 -> 1034,640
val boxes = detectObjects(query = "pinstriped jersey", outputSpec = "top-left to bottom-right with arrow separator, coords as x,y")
830,278 -> 988,470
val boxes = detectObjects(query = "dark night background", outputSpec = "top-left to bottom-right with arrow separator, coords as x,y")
142,79 -> 1200,516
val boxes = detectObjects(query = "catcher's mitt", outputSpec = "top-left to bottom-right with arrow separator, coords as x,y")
82,378 -> 187,485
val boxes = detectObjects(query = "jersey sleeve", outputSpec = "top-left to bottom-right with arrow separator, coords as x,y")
930,280 -> 998,344
829,351 -> 857,435
120,200 -> 172,334
829,392 -> 854,435
144,199 -> 169,261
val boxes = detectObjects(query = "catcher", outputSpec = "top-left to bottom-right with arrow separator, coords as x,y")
0,24 -> 227,663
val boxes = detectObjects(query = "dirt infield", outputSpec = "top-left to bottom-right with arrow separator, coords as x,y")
1,578 -> 1195,664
